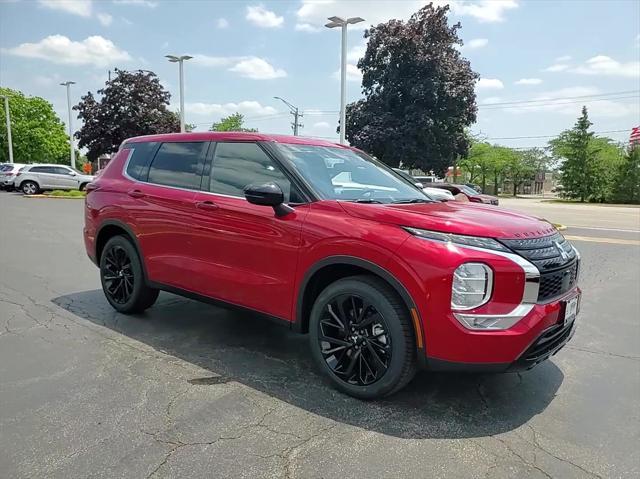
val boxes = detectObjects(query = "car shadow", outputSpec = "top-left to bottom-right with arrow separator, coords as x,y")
53,290 -> 564,440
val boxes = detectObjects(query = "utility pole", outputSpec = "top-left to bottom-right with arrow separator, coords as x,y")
165,55 -> 193,133
0,95 -> 14,163
325,16 -> 364,144
274,97 -> 303,135
60,81 -> 76,169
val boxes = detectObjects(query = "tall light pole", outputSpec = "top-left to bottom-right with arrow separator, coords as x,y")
165,54 -> 193,133
60,81 -> 76,169
0,95 -> 14,164
325,16 -> 364,144
273,96 -> 303,136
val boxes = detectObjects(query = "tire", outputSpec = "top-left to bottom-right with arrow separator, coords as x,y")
309,275 -> 417,399
21,181 -> 39,195
79,183 -> 88,191
100,235 -> 159,314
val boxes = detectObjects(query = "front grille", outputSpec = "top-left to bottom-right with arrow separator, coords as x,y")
500,232 -> 579,302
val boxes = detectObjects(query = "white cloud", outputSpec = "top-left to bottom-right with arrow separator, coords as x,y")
312,121 -> 331,129
296,0 -> 518,30
571,55 -> 639,78
229,57 -> 287,79
216,17 -> 229,29
185,101 -> 278,119
333,64 -> 363,83
507,86 -> 639,118
193,55 -> 287,80
453,0 -> 518,23
4,35 -> 131,68
555,55 -> 571,62
246,4 -> 284,28
515,78 -> 542,85
347,42 -> 367,63
481,96 -> 503,104
38,0 -> 92,17
295,23 -> 321,33
113,0 -> 157,7
466,38 -> 489,49
544,63 -> 569,72
97,12 -> 113,26
477,78 -> 504,89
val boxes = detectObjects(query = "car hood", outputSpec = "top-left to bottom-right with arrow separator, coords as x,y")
339,200 -> 556,239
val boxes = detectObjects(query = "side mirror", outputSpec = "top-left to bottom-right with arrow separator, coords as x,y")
244,182 -> 294,217
69,171 -> 77,176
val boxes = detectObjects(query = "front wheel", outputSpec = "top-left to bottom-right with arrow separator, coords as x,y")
309,275 -> 417,399
100,235 -> 159,314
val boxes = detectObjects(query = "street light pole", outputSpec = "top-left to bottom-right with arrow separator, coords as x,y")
60,81 -> 76,169
325,16 -> 364,144
0,95 -> 14,164
165,54 -> 193,133
273,96 -> 303,136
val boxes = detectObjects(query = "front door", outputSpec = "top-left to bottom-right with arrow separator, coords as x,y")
189,141 -> 308,321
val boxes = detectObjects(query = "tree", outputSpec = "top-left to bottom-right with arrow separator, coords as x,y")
74,69 -> 179,161
0,87 -> 70,164
611,146 -> 640,204
461,142 -> 497,191
344,3 -> 478,174
550,107 -> 625,202
505,149 -> 537,196
209,112 -> 257,132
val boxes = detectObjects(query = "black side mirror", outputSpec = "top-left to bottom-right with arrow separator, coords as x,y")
244,182 -> 294,217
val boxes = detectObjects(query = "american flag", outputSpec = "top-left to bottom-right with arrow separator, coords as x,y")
631,127 -> 640,146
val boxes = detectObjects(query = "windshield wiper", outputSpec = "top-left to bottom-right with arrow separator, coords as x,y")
348,198 -> 384,204
391,198 -> 434,204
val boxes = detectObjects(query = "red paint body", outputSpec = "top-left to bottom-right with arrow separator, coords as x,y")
84,132 -> 579,367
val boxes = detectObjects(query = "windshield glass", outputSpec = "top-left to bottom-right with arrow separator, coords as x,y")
458,185 -> 480,196
276,144 -> 432,204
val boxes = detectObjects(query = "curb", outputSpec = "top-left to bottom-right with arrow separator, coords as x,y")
553,223 -> 567,231
23,194 -> 85,199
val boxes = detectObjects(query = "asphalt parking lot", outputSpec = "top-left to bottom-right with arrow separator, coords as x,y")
1,193 -> 639,479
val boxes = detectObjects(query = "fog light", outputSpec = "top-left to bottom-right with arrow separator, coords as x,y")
451,263 -> 493,310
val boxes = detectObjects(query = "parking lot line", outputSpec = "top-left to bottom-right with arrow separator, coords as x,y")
563,235 -> 640,246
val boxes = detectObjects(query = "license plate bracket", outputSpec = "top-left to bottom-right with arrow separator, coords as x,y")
562,294 -> 580,327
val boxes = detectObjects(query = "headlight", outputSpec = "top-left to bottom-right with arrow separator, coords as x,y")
451,263 -> 493,310
404,227 -> 511,252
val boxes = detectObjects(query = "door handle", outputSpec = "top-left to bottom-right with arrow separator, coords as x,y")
127,189 -> 145,198
195,200 -> 219,211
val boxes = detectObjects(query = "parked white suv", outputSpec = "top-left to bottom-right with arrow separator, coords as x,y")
13,164 -> 94,195
0,163 -> 26,190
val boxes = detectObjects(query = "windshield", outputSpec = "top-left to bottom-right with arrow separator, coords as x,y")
276,144 -> 433,204
458,185 -> 480,196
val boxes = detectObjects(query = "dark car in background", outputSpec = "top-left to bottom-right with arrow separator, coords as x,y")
431,183 -> 499,205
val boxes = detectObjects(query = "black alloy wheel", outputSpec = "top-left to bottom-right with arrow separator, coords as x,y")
318,294 -> 392,386
309,275 -> 417,399
102,245 -> 135,304
100,235 -> 159,314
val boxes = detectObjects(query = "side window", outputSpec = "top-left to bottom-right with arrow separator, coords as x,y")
209,142 -> 301,202
126,141 -> 158,180
29,166 -> 46,173
52,167 -> 72,175
147,142 -> 207,190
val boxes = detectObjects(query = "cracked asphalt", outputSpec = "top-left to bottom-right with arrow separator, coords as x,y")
1,193 -> 639,478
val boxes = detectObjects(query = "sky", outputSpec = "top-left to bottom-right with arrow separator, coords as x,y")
0,0 -> 639,149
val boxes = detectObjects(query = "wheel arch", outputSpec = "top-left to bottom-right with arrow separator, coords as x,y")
294,255 -> 424,352
95,220 -> 148,282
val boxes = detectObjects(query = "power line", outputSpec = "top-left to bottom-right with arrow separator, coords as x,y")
480,95 -> 639,110
478,90 -> 639,107
484,129 -> 632,140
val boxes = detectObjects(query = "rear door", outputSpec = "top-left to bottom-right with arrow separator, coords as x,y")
189,141 -> 308,320
124,141 -> 209,288
29,166 -> 56,188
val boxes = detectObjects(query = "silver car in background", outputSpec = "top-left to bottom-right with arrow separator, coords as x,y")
0,163 -> 26,190
12,164 -> 94,195
392,168 -> 455,202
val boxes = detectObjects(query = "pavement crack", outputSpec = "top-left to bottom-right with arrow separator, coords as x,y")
565,345 -> 640,361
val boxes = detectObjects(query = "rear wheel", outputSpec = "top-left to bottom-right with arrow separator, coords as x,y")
100,235 -> 159,314
21,181 -> 39,195
79,183 -> 88,191
309,275 -> 416,399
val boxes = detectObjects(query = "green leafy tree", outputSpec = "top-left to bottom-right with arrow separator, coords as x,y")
74,69 -> 179,161
611,146 -> 640,203
0,87 -> 70,164
461,142 -> 499,191
344,3 -> 479,174
505,149 -> 537,196
209,112 -> 257,132
549,107 -> 597,201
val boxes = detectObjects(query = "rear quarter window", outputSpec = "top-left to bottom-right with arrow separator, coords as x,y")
125,142 -> 159,181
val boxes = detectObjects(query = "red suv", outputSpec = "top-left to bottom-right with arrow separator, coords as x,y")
84,132 -> 580,399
